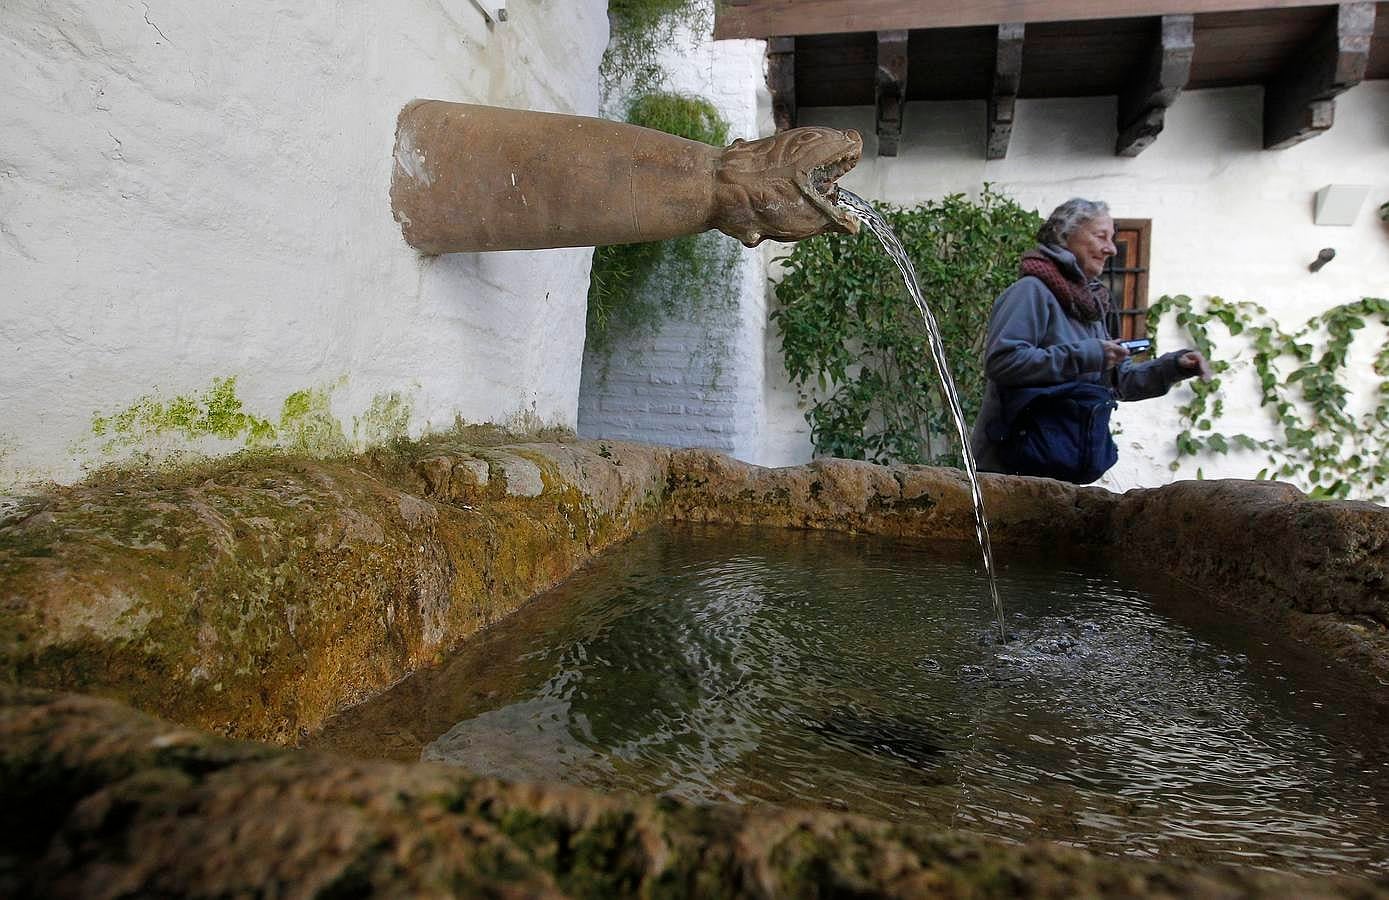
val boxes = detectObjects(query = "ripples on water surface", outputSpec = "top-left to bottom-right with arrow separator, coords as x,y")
312,524 -> 1389,876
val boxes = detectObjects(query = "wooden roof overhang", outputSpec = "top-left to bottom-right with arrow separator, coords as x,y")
716,1 -> 1388,156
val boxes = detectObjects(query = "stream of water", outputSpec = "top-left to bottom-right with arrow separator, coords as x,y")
836,190 -> 1006,643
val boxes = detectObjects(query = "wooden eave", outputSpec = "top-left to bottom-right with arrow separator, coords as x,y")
716,0 -> 1370,38
725,1 -> 1387,155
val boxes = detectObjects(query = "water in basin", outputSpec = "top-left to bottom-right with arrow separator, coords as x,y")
311,523 -> 1389,876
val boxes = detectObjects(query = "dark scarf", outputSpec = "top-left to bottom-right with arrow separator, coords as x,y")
1019,249 -> 1108,323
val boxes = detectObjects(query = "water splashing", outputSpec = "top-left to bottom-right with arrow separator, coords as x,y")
836,189 -> 1007,643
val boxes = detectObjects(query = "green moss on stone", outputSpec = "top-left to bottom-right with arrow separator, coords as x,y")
498,808 -> 566,858
1,434 -> 671,744
562,811 -> 648,898
869,491 -> 937,513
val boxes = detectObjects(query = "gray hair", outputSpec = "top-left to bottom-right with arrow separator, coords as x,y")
1037,198 -> 1111,246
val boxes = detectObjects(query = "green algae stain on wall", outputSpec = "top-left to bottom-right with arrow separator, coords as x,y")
0,435 -> 25,495
90,377 -> 275,453
87,379 -> 418,463
353,391 -> 413,446
278,384 -> 350,456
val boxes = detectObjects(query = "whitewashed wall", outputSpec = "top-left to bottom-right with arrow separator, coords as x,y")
0,0 -> 608,488
576,6 -> 774,460
11,0 -> 1382,498
763,82 -> 1389,495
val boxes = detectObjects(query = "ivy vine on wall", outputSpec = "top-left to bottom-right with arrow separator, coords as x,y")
603,0 -> 710,100
584,92 -> 738,356
772,188 -> 1042,465
586,2 -> 737,360
1148,294 -> 1389,502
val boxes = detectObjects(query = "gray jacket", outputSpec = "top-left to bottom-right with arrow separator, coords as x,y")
969,244 -> 1192,473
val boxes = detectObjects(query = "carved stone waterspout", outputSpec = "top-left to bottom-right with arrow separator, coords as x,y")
390,100 -> 862,254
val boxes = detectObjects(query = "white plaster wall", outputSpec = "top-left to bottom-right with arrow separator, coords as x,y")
756,244 -> 819,467
0,0 -> 609,488
765,82 -> 1389,493
576,4 -> 774,460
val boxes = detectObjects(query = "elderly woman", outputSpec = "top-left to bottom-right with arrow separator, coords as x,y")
969,198 -> 1210,482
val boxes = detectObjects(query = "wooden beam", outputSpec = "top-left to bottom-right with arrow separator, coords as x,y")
1263,2 -> 1376,149
986,23 -> 1025,160
875,30 -> 908,156
766,36 -> 796,131
1115,14 -> 1194,157
715,0 -> 1343,40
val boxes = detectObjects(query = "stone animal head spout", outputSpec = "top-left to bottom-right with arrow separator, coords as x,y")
711,126 -> 864,247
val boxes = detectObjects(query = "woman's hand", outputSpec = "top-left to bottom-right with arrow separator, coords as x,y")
1100,340 -> 1131,370
1178,350 -> 1213,382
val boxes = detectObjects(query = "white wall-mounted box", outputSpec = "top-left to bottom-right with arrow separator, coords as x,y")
1313,184 -> 1372,226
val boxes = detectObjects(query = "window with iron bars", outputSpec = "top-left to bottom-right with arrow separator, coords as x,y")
1099,219 -> 1151,341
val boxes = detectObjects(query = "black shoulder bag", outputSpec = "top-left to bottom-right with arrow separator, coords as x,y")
987,381 -> 1119,485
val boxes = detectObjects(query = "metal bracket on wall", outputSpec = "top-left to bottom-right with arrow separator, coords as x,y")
468,0 -> 507,24
1309,248 -> 1336,273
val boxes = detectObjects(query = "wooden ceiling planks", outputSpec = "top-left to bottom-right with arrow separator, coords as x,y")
718,0 -> 1350,38
761,2 -> 1386,155
1368,0 -> 1389,75
783,4 -> 1385,106
1190,6 -> 1329,86
907,27 -> 996,100
795,32 -> 876,106
1017,17 -> 1154,98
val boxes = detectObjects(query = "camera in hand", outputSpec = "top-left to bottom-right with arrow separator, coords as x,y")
1119,338 -> 1152,354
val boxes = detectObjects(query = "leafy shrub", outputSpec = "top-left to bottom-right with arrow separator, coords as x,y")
772,188 -> 1042,465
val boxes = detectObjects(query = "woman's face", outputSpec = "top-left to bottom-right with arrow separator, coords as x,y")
1064,215 -> 1117,280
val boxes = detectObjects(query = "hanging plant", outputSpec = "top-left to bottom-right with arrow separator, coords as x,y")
603,0 -> 711,100
585,92 -> 737,356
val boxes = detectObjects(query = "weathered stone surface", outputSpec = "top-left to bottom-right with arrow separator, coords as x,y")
4,687 -> 1382,900
414,452 -> 497,502
7,448 -> 1385,745
0,495 -> 48,530
665,452 -> 1117,548
0,439 -> 669,744
1105,478 -> 1389,679
1110,479 -> 1387,622
495,453 -> 546,498
4,445 -> 1389,896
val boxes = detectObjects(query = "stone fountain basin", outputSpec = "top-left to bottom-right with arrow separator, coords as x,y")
2,437 -> 1386,897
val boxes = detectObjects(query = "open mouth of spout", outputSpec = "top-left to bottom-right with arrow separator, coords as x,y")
810,155 -> 854,201
802,143 -> 862,234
